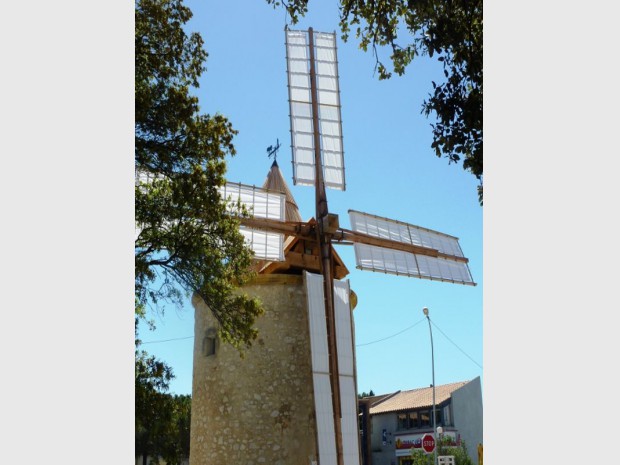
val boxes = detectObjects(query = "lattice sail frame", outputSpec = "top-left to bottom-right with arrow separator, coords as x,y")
285,29 -> 345,190
217,182 -> 287,262
305,272 -> 360,465
349,210 -> 476,285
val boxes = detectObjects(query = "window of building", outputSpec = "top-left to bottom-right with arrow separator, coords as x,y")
398,408 -> 444,430
443,405 -> 451,426
397,413 -> 408,430
397,411 -> 421,430
205,336 -> 216,356
420,410 -> 431,427
203,328 -> 217,356
434,409 -> 442,427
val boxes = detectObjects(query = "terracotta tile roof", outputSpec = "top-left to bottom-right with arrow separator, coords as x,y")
360,392 -> 396,407
369,381 -> 469,415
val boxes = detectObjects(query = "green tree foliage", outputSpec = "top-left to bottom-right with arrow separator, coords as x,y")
408,437 -> 475,465
135,343 -> 192,465
423,437 -> 475,465
135,0 -> 264,348
409,449 -> 433,465
439,438 -> 475,465
267,0 -> 483,204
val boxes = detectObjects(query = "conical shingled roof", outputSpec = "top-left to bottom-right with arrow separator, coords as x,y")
262,160 -> 302,223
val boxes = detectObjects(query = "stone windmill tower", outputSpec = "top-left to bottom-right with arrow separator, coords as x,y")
190,160 -> 354,465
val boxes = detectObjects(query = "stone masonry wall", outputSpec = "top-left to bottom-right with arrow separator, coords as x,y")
190,275 -> 318,465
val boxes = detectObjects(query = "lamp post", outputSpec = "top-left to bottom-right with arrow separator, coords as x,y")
423,307 -> 437,465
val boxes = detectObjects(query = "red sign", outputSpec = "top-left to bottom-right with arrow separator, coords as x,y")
421,434 -> 435,453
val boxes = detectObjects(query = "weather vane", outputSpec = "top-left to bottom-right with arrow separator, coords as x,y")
266,138 -> 281,163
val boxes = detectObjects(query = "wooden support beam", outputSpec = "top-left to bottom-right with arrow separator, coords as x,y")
334,228 -> 469,264
239,217 -> 315,240
309,27 -> 344,465
238,217 -> 467,265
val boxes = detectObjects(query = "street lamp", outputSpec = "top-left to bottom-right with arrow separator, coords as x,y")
423,307 -> 437,465
437,426 -> 443,458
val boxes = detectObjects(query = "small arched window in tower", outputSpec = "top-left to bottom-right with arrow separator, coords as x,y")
203,328 -> 218,357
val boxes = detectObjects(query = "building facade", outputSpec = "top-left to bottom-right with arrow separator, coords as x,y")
359,378 -> 482,465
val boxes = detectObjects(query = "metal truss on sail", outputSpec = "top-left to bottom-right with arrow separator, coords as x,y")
348,210 -> 475,285
285,29 -> 345,190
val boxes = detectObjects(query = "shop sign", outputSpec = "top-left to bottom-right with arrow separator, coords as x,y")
395,436 -> 421,450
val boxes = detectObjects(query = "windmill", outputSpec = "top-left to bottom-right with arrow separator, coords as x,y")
218,27 -> 476,465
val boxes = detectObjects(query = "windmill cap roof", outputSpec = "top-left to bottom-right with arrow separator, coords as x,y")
262,161 -> 302,222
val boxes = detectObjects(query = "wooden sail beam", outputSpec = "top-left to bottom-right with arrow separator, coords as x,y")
237,217 -> 469,264
308,27 -> 344,465
333,228 -> 470,264
238,217 -> 316,238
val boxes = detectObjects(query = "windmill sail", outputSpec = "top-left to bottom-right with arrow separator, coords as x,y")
349,210 -> 476,285
305,272 -> 360,465
285,29 -> 345,190
333,279 -> 361,465
305,271 -> 338,465
218,182 -> 287,261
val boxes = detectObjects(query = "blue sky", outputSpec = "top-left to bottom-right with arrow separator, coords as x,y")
138,0 -> 483,397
